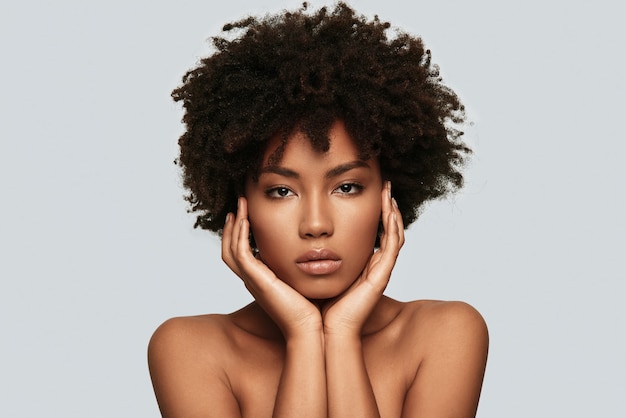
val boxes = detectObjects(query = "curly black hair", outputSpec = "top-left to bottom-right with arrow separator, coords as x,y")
172,2 -> 470,237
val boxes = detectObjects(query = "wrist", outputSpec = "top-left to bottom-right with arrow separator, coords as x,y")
323,316 -> 363,339
283,323 -> 324,341
284,329 -> 325,353
323,327 -> 362,342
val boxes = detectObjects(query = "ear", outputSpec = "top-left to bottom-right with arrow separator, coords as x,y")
248,227 -> 258,253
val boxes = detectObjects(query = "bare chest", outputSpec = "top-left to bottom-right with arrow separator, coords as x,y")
227,335 -> 411,418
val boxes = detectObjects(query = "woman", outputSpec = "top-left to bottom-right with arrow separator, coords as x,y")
149,3 -> 488,417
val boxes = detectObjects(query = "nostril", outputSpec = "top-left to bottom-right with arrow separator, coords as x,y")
305,230 -> 329,238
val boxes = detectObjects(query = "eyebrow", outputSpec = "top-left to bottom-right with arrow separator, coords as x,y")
325,160 -> 371,178
259,160 -> 371,179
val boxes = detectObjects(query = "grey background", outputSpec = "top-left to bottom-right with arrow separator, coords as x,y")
1,0 -> 624,416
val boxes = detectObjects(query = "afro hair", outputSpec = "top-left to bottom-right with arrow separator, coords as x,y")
172,2 -> 470,235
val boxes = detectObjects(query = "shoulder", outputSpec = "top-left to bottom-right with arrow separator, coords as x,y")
149,314 -> 231,341
147,314 -> 235,388
148,314 -> 234,363
148,314 -> 242,417
148,313 -> 244,387
374,298 -> 488,369
398,300 -> 489,417
409,300 -> 488,343
401,300 -> 489,367
387,299 -> 488,347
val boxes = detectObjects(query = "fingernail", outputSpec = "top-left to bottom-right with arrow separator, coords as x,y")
392,197 -> 398,208
225,213 -> 231,224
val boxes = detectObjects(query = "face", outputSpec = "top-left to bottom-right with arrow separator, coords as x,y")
245,120 -> 383,300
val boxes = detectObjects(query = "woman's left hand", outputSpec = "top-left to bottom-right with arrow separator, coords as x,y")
321,181 -> 405,337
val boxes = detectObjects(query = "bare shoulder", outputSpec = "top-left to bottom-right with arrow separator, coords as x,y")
398,300 -> 489,417
148,314 -> 241,417
149,314 -> 233,356
405,300 -> 488,344
148,314 -> 237,377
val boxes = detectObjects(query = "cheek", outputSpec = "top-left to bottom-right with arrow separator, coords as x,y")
348,195 -> 381,229
247,204 -> 287,252
338,198 -> 381,248
247,209 -> 296,280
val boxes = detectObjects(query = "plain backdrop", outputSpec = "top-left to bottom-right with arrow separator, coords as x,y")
1,1 -> 624,416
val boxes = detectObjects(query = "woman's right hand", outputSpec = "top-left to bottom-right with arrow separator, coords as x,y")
221,197 -> 323,339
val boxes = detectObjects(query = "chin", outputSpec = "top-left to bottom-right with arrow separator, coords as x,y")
293,280 -> 352,301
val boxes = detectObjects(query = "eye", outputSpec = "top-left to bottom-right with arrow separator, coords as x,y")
266,186 -> 294,198
334,183 -> 363,195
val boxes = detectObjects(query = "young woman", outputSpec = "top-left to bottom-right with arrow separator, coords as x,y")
149,3 -> 488,417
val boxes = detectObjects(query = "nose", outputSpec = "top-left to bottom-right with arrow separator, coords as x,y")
299,194 -> 334,238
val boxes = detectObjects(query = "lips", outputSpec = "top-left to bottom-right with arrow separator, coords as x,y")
295,249 -> 342,275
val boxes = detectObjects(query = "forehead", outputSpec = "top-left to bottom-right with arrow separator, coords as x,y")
260,120 -> 375,168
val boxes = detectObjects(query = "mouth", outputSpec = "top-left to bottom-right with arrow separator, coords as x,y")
295,249 -> 342,275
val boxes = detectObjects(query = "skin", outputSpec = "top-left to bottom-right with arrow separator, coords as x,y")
148,121 -> 489,417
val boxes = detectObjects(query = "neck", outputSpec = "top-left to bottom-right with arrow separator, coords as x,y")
231,296 -> 401,341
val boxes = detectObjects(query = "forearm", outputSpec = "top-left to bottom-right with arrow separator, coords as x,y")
325,334 -> 380,418
273,332 -> 327,418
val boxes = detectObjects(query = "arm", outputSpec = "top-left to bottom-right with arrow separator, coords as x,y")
402,302 -> 489,418
324,334 -> 379,417
222,197 -> 327,417
323,182 -> 404,417
273,332 -> 326,417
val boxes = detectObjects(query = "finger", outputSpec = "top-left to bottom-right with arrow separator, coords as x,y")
230,196 -> 246,258
222,199 -> 264,299
358,183 -> 399,290
392,197 -> 405,248
359,184 -> 388,279
236,215 -> 262,293
221,211 -> 244,277
235,197 -> 254,259
236,195 -> 248,222
221,212 -> 232,260
237,203 -> 254,264
381,181 -> 398,250
381,206 -> 400,259
380,181 -> 403,251
373,184 -> 402,274
378,181 -> 392,253
234,197 -> 271,293
365,212 -> 400,293
221,212 -> 235,265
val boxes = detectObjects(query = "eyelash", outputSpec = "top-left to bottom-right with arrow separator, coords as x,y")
265,186 -> 294,198
264,183 -> 364,199
334,182 -> 363,195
